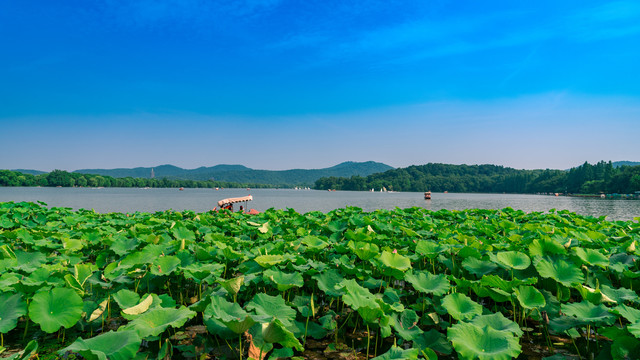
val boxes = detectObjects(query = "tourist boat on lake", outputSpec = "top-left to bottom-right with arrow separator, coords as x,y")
424,191 -> 431,200
216,195 -> 257,213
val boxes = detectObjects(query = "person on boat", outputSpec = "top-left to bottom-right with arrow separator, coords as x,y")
239,205 -> 244,213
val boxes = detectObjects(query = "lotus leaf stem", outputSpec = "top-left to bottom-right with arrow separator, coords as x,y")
366,323 -> 370,360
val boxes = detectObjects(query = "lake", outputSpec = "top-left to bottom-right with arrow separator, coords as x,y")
0,187 -> 638,221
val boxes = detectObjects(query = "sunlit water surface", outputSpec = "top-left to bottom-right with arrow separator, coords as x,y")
1,187 -> 638,221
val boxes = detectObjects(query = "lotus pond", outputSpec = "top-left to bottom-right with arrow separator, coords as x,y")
0,201 -> 639,360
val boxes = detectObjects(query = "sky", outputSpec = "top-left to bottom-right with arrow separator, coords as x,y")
1,0 -> 639,171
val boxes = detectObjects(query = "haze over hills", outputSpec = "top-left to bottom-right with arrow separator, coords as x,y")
72,161 -> 394,186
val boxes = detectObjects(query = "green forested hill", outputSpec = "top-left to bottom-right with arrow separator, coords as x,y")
73,161 -> 393,186
315,161 -> 640,194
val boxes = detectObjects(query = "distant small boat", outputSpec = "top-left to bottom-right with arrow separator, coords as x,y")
424,191 -> 431,200
179,187 -> 184,191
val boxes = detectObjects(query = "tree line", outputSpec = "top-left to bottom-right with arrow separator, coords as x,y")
314,161 -> 640,194
0,169 -> 275,189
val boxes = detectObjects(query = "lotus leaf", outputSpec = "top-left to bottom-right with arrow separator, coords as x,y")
391,309 -> 423,341
246,293 -> 296,327
204,296 -> 255,334
379,250 -> 412,271
441,293 -> 483,321
14,251 -> 47,272
122,294 -> 154,315
113,289 -> 144,309
413,329 -> 453,355
561,301 -> 616,326
29,287 -> 83,333
471,312 -> 523,337
462,257 -> 498,277
415,241 -> 443,259
371,346 -> 419,360
263,268 -> 304,291
110,236 -> 140,256
613,304 -> 640,323
534,256 -> 584,287
61,330 -> 141,360
0,293 -> 27,333
261,319 -> 303,351
492,251 -> 531,270
574,247 -> 609,268
254,254 -> 285,268
405,270 -> 450,296
351,241 -> 379,261
448,322 -> 521,360
301,236 -> 328,252
4,340 -> 37,360
515,285 -> 546,310
123,306 -> 196,338
337,279 -> 379,310
150,255 -> 182,276
217,276 -> 245,296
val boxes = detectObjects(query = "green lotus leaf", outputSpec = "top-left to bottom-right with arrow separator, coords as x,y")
534,256 -> 584,287
611,335 -> 640,359
601,285 -> 640,304
301,236 -> 329,252
528,237 -> 566,258
261,318 -> 303,351
5,340 -> 37,360
123,306 -> 196,338
627,322 -> 640,339
515,286 -> 546,310
405,270 -> 450,296
29,288 -> 83,333
245,293 -> 296,327
112,289 -> 142,310
415,241 -> 444,259
0,293 -> 28,333
492,251 -> 531,270
217,276 -> 245,296
263,268 -> 304,291
312,269 -> 346,298
391,309 -> 423,341
371,346 -> 419,360
14,251 -> 47,272
379,251 -> 412,272
150,255 -> 182,276
561,301 -> 616,326
441,293 -> 483,321
573,248 -> 608,268
254,254 -> 284,268
471,312 -> 523,337
110,236 -> 140,256
462,257 -> 498,277
336,279 -> 379,311
413,329 -> 453,355
60,330 -> 141,360
612,304 -> 640,323
351,241 -> 379,261
576,285 -> 617,304
448,322 -> 522,360
205,296 -> 255,334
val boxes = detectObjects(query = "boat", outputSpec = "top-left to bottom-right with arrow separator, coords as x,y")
179,187 -> 184,191
216,195 -> 254,212
424,191 -> 431,200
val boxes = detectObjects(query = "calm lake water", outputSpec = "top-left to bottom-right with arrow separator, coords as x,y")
1,187 -> 639,221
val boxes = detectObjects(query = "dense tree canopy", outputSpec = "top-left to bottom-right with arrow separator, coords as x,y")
0,170 -> 274,189
314,161 -> 640,195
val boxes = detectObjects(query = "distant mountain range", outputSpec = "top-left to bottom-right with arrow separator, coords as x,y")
71,161 -> 394,186
613,161 -> 640,168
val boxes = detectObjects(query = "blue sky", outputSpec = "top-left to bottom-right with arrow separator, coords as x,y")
1,0 -> 639,171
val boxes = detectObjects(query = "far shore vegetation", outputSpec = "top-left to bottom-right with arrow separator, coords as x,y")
1,161 -> 639,196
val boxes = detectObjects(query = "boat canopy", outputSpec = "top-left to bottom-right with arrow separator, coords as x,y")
217,195 -> 253,207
